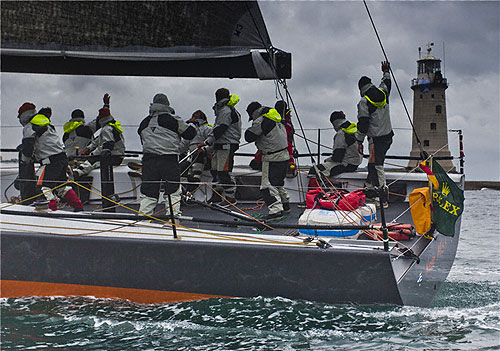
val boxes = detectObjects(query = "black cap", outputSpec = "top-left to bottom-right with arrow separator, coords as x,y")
71,109 -> 85,119
215,88 -> 230,102
358,76 -> 371,90
246,101 -> 262,120
274,100 -> 288,116
38,107 -> 52,118
329,111 -> 345,124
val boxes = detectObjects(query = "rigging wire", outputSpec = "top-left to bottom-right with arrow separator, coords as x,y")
362,0 -> 427,159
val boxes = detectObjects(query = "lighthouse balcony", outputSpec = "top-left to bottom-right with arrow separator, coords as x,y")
411,77 -> 448,89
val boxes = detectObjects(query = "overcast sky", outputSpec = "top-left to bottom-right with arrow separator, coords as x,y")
1,1 -> 499,181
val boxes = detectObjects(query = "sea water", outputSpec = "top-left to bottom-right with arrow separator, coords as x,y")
2,190 -> 499,350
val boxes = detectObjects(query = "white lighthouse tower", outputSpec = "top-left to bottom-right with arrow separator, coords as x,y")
408,43 -> 455,171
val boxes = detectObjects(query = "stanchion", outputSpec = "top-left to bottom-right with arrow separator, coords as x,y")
100,153 -> 115,212
378,186 -> 389,251
167,193 -> 178,239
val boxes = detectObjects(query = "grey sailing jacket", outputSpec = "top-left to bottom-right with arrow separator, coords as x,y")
207,97 -> 241,147
62,117 -> 94,158
20,111 -> 65,162
87,114 -> 125,156
331,118 -> 362,167
356,71 -> 392,141
138,103 -> 196,155
190,120 -> 213,146
245,106 -> 288,156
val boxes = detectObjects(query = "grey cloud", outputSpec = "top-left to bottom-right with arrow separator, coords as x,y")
1,1 -> 498,180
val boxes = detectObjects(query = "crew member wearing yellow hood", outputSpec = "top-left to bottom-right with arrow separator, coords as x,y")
355,61 -> 393,207
17,103 -> 83,212
309,111 -> 362,179
200,88 -> 242,204
245,102 -> 290,220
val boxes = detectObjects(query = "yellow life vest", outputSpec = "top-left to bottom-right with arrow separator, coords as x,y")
227,94 -> 240,107
263,108 -> 282,123
30,114 -> 50,127
364,89 -> 387,109
63,121 -> 83,134
108,120 -> 123,133
341,122 -> 357,134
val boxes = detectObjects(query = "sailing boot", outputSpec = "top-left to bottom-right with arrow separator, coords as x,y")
41,186 -> 59,211
48,199 -> 59,211
263,211 -> 284,221
63,189 -> 84,212
207,190 -> 223,204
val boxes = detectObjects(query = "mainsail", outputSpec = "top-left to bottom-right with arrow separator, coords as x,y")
1,1 -> 291,79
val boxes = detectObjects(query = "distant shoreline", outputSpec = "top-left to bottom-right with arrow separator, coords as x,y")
464,181 -> 500,191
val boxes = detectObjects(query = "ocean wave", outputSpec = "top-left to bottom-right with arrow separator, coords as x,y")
2,295 -> 500,350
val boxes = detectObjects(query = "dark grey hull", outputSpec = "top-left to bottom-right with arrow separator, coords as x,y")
0,219 -> 460,306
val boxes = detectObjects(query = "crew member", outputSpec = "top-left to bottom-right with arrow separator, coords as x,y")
137,93 -> 197,217
308,111 -> 362,179
18,103 -> 83,211
62,109 -> 95,178
80,93 -> 125,166
199,88 -> 241,204
245,102 -> 290,220
249,100 -> 296,175
185,110 -> 213,193
356,61 -> 393,207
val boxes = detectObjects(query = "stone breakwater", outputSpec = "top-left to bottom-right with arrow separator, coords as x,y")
464,181 -> 500,190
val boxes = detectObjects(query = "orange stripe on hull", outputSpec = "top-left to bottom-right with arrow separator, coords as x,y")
1,280 -> 230,304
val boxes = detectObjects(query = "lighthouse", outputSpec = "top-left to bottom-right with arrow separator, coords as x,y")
408,43 -> 455,171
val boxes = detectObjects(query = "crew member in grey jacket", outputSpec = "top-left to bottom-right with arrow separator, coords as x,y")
200,88 -> 241,204
245,102 -> 290,220
137,93 -> 197,217
309,111 -> 362,179
81,94 -> 125,165
356,61 -> 393,206
17,103 -> 83,212
63,108 -> 96,178
185,110 -> 212,192
63,109 -> 94,159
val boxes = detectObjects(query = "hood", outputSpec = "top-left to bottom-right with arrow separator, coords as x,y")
262,108 -> 281,123
227,94 -> 239,107
149,103 -> 175,116
214,98 -> 229,110
19,109 -> 36,126
193,118 -> 208,126
332,118 -> 347,132
98,114 -> 114,127
250,106 -> 268,121
30,114 -> 51,127
64,120 -> 84,134
332,118 -> 357,134
214,94 -> 240,110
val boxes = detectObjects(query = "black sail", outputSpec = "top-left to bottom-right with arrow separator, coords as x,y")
1,1 -> 291,79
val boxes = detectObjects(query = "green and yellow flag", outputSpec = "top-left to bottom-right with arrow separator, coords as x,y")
420,159 -> 465,236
